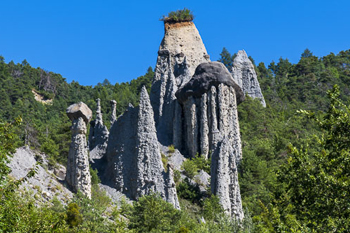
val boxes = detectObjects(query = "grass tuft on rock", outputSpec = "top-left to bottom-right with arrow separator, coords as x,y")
160,8 -> 194,23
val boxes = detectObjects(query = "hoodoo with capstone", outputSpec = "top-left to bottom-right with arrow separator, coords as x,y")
176,62 -> 244,164
66,102 -> 92,198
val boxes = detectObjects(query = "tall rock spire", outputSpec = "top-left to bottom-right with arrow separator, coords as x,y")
231,50 -> 266,107
105,87 -> 180,209
88,98 -> 109,161
211,137 -> 244,220
150,21 -> 211,146
110,100 -> 117,126
66,102 -> 92,198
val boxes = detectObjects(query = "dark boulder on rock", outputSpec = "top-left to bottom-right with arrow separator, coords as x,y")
176,62 -> 244,104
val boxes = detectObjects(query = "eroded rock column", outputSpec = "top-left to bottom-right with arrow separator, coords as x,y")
211,137 -> 244,220
66,102 -> 92,198
110,100 -> 117,126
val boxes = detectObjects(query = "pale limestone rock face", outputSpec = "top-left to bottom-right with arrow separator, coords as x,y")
66,103 -> 92,198
232,50 -> 266,107
161,22 -> 210,77
105,87 -> 180,209
89,98 -> 109,160
151,22 -> 210,146
211,137 -> 244,220
66,102 -> 92,124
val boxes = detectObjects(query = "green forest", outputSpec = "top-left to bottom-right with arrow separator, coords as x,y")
1,48 -> 350,232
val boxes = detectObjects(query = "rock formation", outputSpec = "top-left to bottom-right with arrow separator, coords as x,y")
176,62 -> 244,163
211,137 -> 244,220
89,98 -> 109,160
105,87 -> 180,209
231,50 -> 266,107
110,100 -> 117,126
150,21 -> 210,146
66,102 -> 92,198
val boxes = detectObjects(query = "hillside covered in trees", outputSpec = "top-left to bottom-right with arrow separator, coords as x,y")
1,48 -> 350,232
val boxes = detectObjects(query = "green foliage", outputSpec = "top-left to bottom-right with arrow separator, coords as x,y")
275,85 -> 350,231
168,144 -> 175,153
66,203 -> 83,228
127,193 -> 182,232
160,152 -> 168,172
181,154 -> 210,179
181,158 -> 199,179
177,178 -> 202,204
218,47 -> 236,70
202,195 -> 223,221
0,117 -> 22,185
161,8 -> 194,23
174,169 -> 181,184
0,190 -> 68,232
192,153 -> 211,174
90,166 -> 100,185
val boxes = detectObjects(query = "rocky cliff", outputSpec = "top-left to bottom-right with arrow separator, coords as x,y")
63,19 -> 251,220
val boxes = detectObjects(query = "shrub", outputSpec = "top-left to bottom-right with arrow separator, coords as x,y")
65,203 -> 82,228
202,195 -> 223,221
160,8 -> 194,23
177,178 -> 202,204
128,193 -> 182,232
192,153 -> 210,174
168,144 -> 175,154
181,154 -> 210,179
161,152 -> 168,171
174,169 -> 181,184
181,159 -> 198,179
90,167 -> 100,185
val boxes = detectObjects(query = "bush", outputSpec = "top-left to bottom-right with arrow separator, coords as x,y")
127,193 -> 182,232
181,154 -> 210,179
192,153 -> 210,174
202,195 -> 223,221
65,203 -> 82,228
160,8 -> 194,23
161,152 -> 168,171
90,167 -> 100,185
168,144 -> 175,153
177,178 -> 202,204
181,158 -> 198,179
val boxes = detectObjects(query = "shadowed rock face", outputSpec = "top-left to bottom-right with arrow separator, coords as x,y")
175,62 -> 244,104
89,98 -> 109,161
66,102 -> 92,198
105,87 -> 180,209
232,50 -> 266,107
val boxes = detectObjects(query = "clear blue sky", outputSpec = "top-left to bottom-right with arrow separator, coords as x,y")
0,0 -> 349,86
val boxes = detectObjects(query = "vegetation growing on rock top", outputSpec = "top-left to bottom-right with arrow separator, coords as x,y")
160,8 -> 194,23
